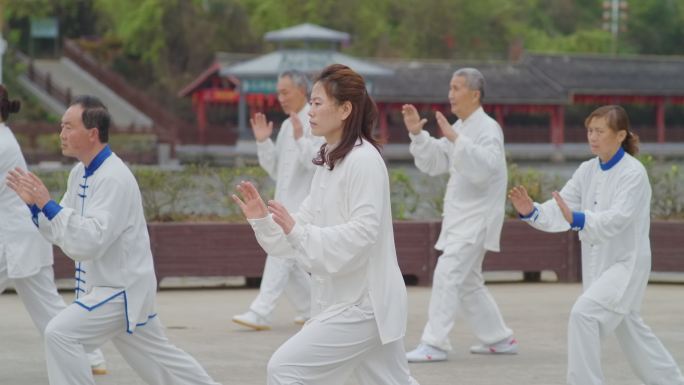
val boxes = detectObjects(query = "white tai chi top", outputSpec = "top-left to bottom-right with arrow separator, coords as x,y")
409,107 -> 507,252
0,123 -> 52,278
522,147 -> 652,314
34,145 -> 157,332
256,104 -> 323,212
249,140 -> 408,344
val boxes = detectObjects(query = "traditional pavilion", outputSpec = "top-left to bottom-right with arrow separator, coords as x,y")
180,24 -> 684,146
179,23 -> 392,144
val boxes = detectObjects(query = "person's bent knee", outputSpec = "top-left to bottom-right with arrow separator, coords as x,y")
267,353 -> 302,385
568,298 -> 598,330
44,317 -> 66,346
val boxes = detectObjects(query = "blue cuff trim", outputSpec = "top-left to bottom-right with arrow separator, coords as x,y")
519,207 -> 539,222
28,204 -> 41,227
519,207 -> 538,220
41,200 -> 63,220
571,211 -> 585,231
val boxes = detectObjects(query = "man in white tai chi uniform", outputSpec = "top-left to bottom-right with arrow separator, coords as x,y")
233,70 -> 322,330
403,68 -> 517,362
7,95 -> 221,385
0,86 -> 107,375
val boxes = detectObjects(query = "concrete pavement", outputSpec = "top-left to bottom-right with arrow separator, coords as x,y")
2,283 -> 683,384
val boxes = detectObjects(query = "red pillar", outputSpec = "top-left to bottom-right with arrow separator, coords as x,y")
196,92 -> 207,145
378,103 -> 389,143
656,99 -> 666,143
550,105 -> 565,147
494,105 -> 504,127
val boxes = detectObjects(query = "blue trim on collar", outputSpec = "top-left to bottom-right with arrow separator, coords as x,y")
84,145 -> 112,177
599,147 -> 625,171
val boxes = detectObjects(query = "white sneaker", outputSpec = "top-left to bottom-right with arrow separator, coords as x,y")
91,362 -> 108,375
406,343 -> 447,362
232,310 -> 271,331
293,315 -> 309,325
469,337 -> 519,355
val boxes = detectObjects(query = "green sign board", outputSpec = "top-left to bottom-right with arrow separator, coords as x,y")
30,18 -> 59,39
242,79 -> 277,94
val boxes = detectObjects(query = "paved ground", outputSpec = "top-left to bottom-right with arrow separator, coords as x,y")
2,283 -> 683,385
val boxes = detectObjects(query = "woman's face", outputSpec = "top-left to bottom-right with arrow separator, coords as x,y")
308,82 -> 350,144
586,116 -> 626,162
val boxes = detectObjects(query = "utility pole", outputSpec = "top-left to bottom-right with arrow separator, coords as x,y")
602,0 -> 629,55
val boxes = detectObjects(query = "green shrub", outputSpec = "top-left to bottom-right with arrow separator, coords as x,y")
389,169 -> 419,220
506,164 -> 564,218
134,167 -> 196,221
109,134 -> 157,153
26,159 -> 684,222
640,155 -> 684,219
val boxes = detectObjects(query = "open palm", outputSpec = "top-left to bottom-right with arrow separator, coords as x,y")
232,181 -> 268,219
508,186 -> 535,217
401,104 -> 427,134
250,113 -> 273,142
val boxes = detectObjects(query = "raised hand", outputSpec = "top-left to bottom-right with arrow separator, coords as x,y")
290,112 -> 303,140
250,113 -> 273,142
267,200 -> 295,234
401,104 -> 427,135
508,186 -> 535,217
435,111 -> 458,142
552,191 -> 573,224
6,167 -> 51,207
232,181 -> 268,219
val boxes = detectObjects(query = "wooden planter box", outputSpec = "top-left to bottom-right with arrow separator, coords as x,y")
52,220 -> 683,287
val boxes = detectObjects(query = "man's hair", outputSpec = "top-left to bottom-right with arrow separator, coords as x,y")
279,69 -> 310,97
70,95 -> 110,143
453,68 -> 486,102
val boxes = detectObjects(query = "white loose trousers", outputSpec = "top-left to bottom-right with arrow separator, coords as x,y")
421,231 -> 512,351
267,300 -> 417,385
251,255 -> 310,319
43,295 -> 220,385
568,296 -> 684,385
0,261 -> 105,367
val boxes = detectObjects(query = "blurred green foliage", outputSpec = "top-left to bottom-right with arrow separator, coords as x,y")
5,0 -> 684,119
29,158 -> 684,222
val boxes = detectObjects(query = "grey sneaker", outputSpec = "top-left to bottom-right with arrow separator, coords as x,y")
406,343 -> 447,362
232,310 -> 271,331
470,337 -> 519,355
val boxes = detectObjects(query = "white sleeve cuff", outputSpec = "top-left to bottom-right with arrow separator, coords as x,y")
408,130 -> 430,144
285,222 -> 305,246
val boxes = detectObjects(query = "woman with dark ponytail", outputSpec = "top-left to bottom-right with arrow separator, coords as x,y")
233,65 -> 419,385
0,85 -> 108,374
509,105 -> 684,385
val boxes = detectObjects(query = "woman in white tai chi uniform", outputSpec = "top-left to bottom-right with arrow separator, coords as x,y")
7,95 -> 220,385
233,64 -> 419,385
509,105 -> 684,385
0,86 -> 107,375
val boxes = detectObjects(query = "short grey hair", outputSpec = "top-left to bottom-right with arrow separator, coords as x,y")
279,69 -> 310,97
453,68 -> 485,101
